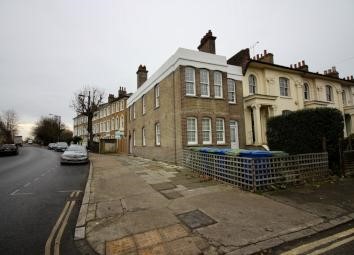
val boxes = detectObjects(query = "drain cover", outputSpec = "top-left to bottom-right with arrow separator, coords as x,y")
177,210 -> 216,229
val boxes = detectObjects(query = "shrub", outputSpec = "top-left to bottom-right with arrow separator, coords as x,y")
267,108 -> 344,174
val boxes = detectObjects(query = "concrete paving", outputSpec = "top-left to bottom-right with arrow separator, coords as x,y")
76,154 -> 354,255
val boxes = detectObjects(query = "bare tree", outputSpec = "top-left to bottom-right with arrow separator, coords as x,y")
1,110 -> 18,142
71,86 -> 104,148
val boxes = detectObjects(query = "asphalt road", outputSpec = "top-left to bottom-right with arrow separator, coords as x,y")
0,145 -> 89,255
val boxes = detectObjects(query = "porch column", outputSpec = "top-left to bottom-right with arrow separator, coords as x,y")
252,104 -> 262,145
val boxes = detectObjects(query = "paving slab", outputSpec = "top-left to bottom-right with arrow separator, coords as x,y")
79,154 -> 354,255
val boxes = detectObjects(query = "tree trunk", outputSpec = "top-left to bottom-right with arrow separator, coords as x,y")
87,113 -> 94,149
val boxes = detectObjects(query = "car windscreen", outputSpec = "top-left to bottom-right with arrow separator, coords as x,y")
66,146 -> 85,152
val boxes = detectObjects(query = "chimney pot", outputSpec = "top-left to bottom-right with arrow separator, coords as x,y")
294,63 -> 297,68
256,54 -> 259,60
351,75 -> 354,80
302,60 -> 305,66
324,70 -> 327,75
298,61 -> 301,67
264,49 -> 267,55
290,64 -> 293,68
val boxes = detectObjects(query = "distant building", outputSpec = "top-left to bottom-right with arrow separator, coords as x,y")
228,49 -> 354,145
73,114 -> 88,145
127,31 -> 245,164
92,87 -> 131,153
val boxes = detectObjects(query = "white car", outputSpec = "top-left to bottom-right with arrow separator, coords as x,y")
60,145 -> 89,164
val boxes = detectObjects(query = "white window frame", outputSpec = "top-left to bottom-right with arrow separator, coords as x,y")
133,103 -> 136,119
133,130 -> 136,146
120,115 -> 124,130
200,69 -> 210,97
342,90 -> 347,106
155,123 -> 160,146
155,84 -> 160,108
227,79 -> 236,103
326,85 -> 333,102
129,107 -> 132,121
249,75 -> 257,94
216,118 -> 225,144
186,117 -> 198,145
214,71 -> 223,98
202,118 -> 212,145
111,118 -> 114,131
116,117 -> 119,130
304,82 -> 310,100
142,127 -> 146,146
142,95 -> 146,115
185,67 -> 196,96
279,77 -> 290,97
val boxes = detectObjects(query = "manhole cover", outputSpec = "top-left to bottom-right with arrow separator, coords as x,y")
151,182 -> 177,191
177,210 -> 216,229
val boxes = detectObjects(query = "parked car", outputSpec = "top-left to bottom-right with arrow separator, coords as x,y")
60,145 -> 89,164
0,144 -> 19,156
48,143 -> 56,150
54,142 -> 68,152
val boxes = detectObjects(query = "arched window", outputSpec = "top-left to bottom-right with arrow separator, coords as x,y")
279,77 -> 290,96
325,85 -> 333,102
303,83 -> 310,100
248,75 -> 257,94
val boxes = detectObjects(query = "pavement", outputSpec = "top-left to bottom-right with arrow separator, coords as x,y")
75,153 -> 354,255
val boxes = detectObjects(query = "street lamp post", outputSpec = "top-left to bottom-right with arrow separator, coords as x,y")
49,114 -> 61,142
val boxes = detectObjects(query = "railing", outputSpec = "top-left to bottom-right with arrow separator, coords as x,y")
183,150 -> 329,191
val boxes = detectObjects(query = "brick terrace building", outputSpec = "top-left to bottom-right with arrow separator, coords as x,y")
127,31 -> 245,164
91,87 -> 131,153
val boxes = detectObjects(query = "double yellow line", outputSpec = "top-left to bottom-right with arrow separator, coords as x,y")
45,191 -> 80,255
281,226 -> 354,255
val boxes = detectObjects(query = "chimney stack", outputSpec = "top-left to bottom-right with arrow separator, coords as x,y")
118,86 -> 127,98
324,66 -> 339,78
198,30 -> 216,54
136,65 -> 148,89
293,60 -> 309,71
258,49 -> 274,64
351,75 -> 354,80
108,94 -> 114,103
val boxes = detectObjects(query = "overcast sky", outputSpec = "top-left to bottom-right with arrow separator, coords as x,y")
1,0 -> 354,138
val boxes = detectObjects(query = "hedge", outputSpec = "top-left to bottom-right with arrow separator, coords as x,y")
267,108 -> 344,173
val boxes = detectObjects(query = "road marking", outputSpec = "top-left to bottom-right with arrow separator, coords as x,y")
10,189 -> 20,196
45,201 -> 70,255
281,227 -> 354,255
53,200 -> 76,255
24,182 -> 31,187
307,234 -> 354,255
34,177 -> 39,182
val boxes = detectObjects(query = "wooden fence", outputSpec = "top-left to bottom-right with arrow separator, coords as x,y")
183,150 -> 329,191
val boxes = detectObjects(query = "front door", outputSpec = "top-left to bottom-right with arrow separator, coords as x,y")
230,120 -> 239,149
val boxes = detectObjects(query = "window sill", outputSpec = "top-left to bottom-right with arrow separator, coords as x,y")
279,96 -> 292,99
200,95 -> 211,98
187,143 -> 198,146
214,97 -> 224,100
217,142 -> 225,145
154,106 -> 160,110
228,102 -> 237,104
185,95 -> 198,98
